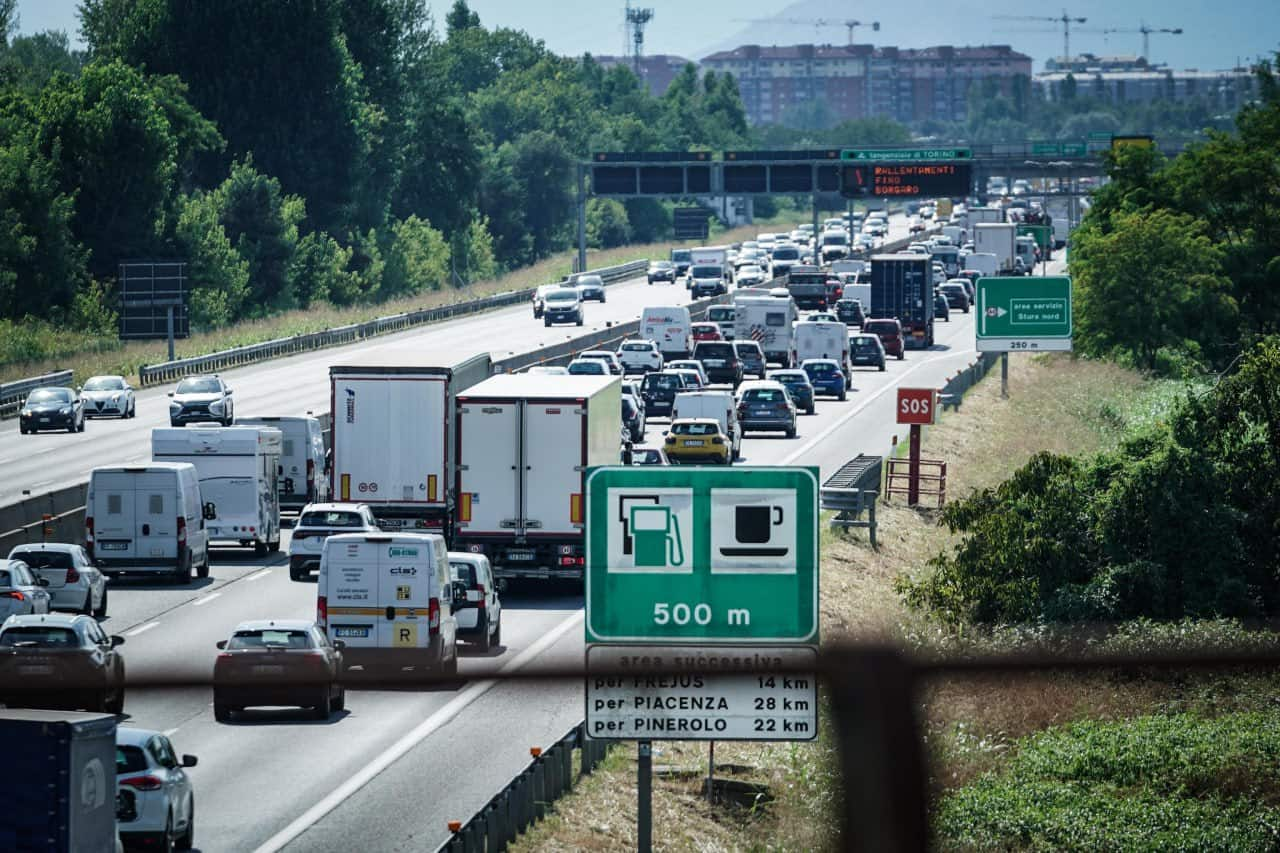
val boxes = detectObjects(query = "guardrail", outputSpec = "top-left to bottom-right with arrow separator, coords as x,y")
135,260 -> 648,388
438,723 -> 612,852
0,370 -> 75,419
939,352 -> 1000,411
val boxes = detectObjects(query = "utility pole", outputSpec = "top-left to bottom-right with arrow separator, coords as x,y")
626,4 -> 654,79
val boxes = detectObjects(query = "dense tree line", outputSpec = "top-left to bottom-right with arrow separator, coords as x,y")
0,0 -> 748,332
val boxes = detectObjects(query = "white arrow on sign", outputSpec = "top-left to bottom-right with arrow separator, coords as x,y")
984,306 -> 1007,318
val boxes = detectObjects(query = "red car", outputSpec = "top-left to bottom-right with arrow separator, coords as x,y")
691,322 -> 723,342
862,318 -> 905,360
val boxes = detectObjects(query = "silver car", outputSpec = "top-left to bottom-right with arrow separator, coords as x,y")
81,375 -> 136,419
448,553 -> 502,652
116,727 -> 197,851
7,544 -> 107,618
0,559 -> 51,620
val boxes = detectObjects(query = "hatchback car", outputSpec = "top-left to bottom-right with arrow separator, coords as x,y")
0,613 -> 125,713
736,264 -> 768,287
574,274 -> 607,302
629,445 -> 669,465
733,340 -> 767,377
577,350 -> 623,375
849,334 -> 887,371
862,318 -> 905,360
935,292 -> 951,322
767,369 -> 816,415
736,381 -> 797,438
542,287 -> 584,326
690,342 -> 742,387
664,418 -> 731,465
616,340 -> 663,374
288,503 -> 379,581
116,727 -> 197,851
647,260 -> 676,284
802,359 -> 848,401
448,553 -> 502,652
940,283 -> 971,312
8,544 -> 107,617
622,396 -> 645,443
691,322 -> 722,343
213,620 -> 345,720
567,358 -> 609,376
834,298 -> 865,327
640,371 -> 685,419
81,375 -> 136,419
665,360 -> 709,385
19,387 -> 84,434
526,365 -> 569,375
0,558 -> 52,620
168,375 -> 233,426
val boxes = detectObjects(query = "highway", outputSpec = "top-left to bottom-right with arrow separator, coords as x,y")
10,212 -> 1060,852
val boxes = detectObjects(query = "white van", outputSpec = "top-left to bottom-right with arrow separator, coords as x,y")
152,426 -> 282,555
794,320 -> 851,378
317,532 -> 459,675
672,390 -> 741,461
640,306 -> 693,360
87,463 -> 211,583
238,416 -> 329,511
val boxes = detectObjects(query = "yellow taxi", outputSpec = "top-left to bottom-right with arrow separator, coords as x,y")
664,417 -> 731,465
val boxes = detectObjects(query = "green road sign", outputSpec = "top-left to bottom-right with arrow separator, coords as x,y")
1088,131 -> 1113,141
1061,142 -> 1087,157
585,466 -> 818,644
1017,224 -> 1052,252
976,276 -> 1072,352
841,148 -> 971,162
1031,142 -> 1061,156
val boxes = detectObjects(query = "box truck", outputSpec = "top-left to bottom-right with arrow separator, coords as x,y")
967,207 -> 1006,228
454,374 -> 621,587
733,294 -> 798,367
238,415 -> 329,511
329,356 -> 492,535
152,426 -> 283,555
0,710 -> 118,853
870,254 -> 935,349
974,223 -> 1018,274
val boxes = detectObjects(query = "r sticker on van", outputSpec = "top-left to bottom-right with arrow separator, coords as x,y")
396,585 -> 411,601
392,623 -> 418,647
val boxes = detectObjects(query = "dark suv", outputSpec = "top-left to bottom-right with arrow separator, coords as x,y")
692,342 -> 743,386
862,319 -> 905,361
834,298 -> 865,327
732,340 -> 767,377
640,371 -> 686,419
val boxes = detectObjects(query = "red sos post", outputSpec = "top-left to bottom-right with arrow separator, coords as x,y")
897,388 -> 936,506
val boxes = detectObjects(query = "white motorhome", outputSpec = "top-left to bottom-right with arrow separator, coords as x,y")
672,390 -> 741,460
238,416 -> 329,511
151,426 -> 282,555
317,531 -> 459,675
640,306 -> 693,360
87,463 -> 210,582
793,320 -> 851,378
733,295 -> 798,367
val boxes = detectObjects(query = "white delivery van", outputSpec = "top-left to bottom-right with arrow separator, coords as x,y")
707,305 -> 735,340
734,295 -> 798,367
962,252 -> 998,278
152,426 -> 282,555
640,306 -> 693,360
793,321 -> 851,378
238,416 -> 329,511
87,463 -> 210,583
317,532 -> 459,675
672,390 -> 741,461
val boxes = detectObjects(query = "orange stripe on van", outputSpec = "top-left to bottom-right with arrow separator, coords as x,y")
340,474 -> 351,501
427,475 -> 438,502
327,607 -> 382,616
570,493 -> 583,524
459,493 -> 472,523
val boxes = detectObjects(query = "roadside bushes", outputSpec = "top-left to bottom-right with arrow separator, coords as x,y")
899,337 -> 1280,626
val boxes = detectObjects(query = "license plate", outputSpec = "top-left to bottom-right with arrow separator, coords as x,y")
39,417 -> 50,423
19,665 -> 52,675
506,551 -> 536,561
253,665 -> 284,675
683,440 -> 705,447
334,626 -> 369,638
705,359 -> 724,367
753,408 -> 771,415
100,542 -> 128,551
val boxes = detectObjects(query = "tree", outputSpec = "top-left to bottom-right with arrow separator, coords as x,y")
586,198 -> 630,248
172,189 -> 249,328
445,0 -> 480,34
213,159 -> 302,313
382,214 -> 450,296
288,230 -> 358,307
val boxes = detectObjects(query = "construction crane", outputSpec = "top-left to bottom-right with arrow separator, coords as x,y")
992,9 -> 1087,63
1080,21 -> 1183,62
730,17 -> 881,45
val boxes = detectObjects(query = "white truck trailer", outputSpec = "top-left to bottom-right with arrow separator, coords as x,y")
974,223 -> 1018,275
329,356 -> 492,536
453,373 -> 621,587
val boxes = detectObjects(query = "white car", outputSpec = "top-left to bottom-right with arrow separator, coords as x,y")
81,375 -> 136,419
116,727 -> 197,851
8,544 -> 107,617
574,274 -> 607,302
526,365 -> 569,375
736,264 -> 768,287
448,553 -> 502,652
616,340 -> 663,374
0,558 -> 51,619
567,358 -> 609,376
665,360 -> 710,386
288,503 -> 378,581
577,350 -> 624,375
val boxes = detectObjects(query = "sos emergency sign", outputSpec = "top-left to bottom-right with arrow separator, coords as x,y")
896,388 -> 936,425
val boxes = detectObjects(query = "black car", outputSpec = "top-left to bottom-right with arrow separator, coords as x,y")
622,396 -> 645,443
767,369 -> 816,415
692,341 -> 744,386
849,334 -> 887,371
19,387 -> 85,434
940,283 -> 971,312
733,340 -> 767,378
935,292 -> 951,322
640,371 -> 686,419
834,298 -> 865,327
647,260 -> 676,283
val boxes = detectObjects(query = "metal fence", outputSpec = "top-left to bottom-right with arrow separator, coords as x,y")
821,455 -> 882,547
0,370 -> 75,419
135,260 -> 648,388
939,352 -> 1000,411
438,723 -> 613,852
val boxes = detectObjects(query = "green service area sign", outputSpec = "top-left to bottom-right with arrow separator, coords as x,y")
585,466 -> 819,644
976,276 -> 1073,353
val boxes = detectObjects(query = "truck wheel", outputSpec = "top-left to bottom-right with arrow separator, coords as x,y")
333,684 -> 346,711
196,553 -> 210,579
446,645 -> 459,676
254,540 -> 269,557
492,618 -> 501,647
174,552 -> 193,585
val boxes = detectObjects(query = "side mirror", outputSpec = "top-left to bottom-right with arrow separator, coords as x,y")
203,502 -> 217,521
181,755 -> 198,768
332,640 -> 346,651
215,640 -> 227,650
224,387 -> 233,394
167,391 -> 175,397
110,635 -> 125,648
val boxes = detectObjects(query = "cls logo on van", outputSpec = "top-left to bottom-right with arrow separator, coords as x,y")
388,547 -> 419,558
389,566 -> 418,576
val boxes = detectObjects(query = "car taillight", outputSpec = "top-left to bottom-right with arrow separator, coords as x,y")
711,437 -> 724,445
176,516 -> 186,547
475,584 -> 486,610
293,531 -> 308,541
317,595 -> 328,629
428,597 -> 440,635
64,564 -> 80,584
559,556 -> 585,566
2,591 -> 25,602
120,776 -> 164,791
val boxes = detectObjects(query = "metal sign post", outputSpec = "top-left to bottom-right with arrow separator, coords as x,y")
637,740 -> 652,853
896,389 -> 937,508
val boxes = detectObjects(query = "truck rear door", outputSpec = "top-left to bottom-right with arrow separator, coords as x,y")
135,472 -> 177,560
524,401 -> 585,537
378,541 -> 434,652
334,375 -> 447,508
92,472 -> 139,559
457,401 -> 521,535
324,536 -> 381,651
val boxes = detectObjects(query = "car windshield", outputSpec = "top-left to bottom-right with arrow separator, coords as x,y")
117,746 -> 149,775
176,378 -> 220,394
853,338 -> 879,351
299,511 -> 364,528
645,374 -> 682,391
772,248 -> 799,260
651,261 -> 672,269
744,388 -> 786,403
568,361 -> 605,374
671,250 -> 691,262
83,377 -> 125,391
806,363 -> 838,376
864,322 -> 896,334
27,389 -> 70,403
673,422 -> 718,436
11,550 -> 74,569
708,308 -> 734,322
695,344 -> 735,359
621,343 -> 652,352
227,629 -> 313,649
739,265 -> 762,275
577,276 -> 603,287
546,290 -> 577,302
823,234 -> 849,245
734,344 -> 762,359
0,627 -> 80,648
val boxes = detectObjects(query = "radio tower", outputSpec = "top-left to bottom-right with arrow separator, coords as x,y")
625,2 -> 655,78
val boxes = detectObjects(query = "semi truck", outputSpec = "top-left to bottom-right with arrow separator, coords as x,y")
870,253 -> 935,349
329,356 -> 492,536
785,266 -> 833,310
974,223 -> 1019,274
454,373 -> 621,587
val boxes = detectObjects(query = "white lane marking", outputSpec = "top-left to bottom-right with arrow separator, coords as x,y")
192,592 -> 222,607
246,569 -> 272,581
125,621 -> 160,637
164,727 -> 180,736
253,609 -> 585,853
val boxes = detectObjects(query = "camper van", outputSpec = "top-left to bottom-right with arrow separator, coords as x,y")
238,416 -> 329,511
86,463 -> 211,583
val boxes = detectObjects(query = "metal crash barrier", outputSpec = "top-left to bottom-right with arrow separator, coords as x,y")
821,454 -> 882,547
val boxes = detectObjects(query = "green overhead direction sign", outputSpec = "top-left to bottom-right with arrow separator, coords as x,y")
584,466 -> 819,741
976,276 -> 1073,353
841,147 -> 971,162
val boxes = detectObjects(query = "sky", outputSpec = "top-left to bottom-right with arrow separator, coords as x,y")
15,0 -> 1279,73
